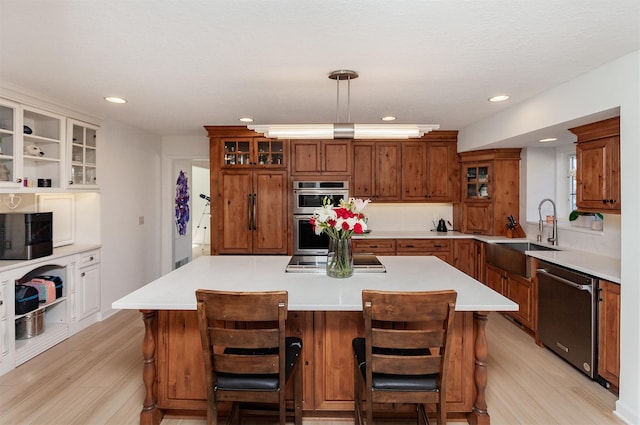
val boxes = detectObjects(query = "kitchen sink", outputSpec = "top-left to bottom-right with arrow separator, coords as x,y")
485,242 -> 559,278
498,242 -> 559,252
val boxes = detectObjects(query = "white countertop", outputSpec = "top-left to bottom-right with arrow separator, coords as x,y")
355,230 -> 472,239
112,255 -> 518,312
0,244 -> 101,273
357,231 -> 621,284
526,250 -> 620,283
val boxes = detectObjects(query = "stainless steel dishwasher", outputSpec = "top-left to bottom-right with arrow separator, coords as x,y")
537,260 -> 598,378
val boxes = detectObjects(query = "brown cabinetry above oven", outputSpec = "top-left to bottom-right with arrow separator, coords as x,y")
291,140 -> 351,176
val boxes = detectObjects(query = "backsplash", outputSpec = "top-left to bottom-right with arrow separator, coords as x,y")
522,213 -> 621,259
364,203 -> 454,232
0,193 -> 37,213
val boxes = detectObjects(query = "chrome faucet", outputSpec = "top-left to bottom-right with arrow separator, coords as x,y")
538,198 -> 558,246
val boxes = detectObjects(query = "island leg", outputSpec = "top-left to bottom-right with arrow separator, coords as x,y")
469,311 -> 490,425
140,310 -> 164,425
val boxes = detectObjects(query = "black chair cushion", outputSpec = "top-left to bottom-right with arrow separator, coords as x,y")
352,337 -> 438,392
216,337 -> 302,391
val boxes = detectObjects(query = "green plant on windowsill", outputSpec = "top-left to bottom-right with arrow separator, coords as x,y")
569,210 -> 603,221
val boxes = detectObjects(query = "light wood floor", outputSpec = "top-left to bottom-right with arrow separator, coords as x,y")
0,310 -> 623,425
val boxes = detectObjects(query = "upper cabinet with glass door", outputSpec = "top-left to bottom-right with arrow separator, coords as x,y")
222,138 -> 285,168
67,119 -> 98,189
22,106 -> 64,190
464,163 -> 491,200
0,99 -> 20,188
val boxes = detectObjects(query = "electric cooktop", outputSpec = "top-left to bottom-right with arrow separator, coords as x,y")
286,254 -> 386,273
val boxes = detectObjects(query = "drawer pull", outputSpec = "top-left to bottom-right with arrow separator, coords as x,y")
405,244 -> 414,248
370,245 -> 378,248
81,272 -> 86,277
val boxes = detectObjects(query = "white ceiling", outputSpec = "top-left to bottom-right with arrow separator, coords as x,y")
1,1 -> 638,146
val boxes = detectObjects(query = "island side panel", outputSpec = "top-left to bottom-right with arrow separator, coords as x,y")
312,311 -> 474,417
153,309 -> 478,419
155,310 -> 312,415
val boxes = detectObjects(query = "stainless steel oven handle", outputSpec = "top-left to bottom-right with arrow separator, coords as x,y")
537,268 -> 593,294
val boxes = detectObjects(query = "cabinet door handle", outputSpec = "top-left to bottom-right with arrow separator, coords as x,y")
247,194 -> 252,230
252,193 -> 257,230
81,272 -> 86,277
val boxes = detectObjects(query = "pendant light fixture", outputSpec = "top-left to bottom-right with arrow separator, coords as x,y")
248,70 -> 439,139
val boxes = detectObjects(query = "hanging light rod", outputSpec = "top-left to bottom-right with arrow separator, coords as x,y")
248,69 -> 439,139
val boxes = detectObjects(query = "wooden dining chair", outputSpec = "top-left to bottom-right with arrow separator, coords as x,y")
352,289 -> 457,425
195,289 -> 303,425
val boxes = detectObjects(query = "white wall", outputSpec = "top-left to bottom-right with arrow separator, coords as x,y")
99,119 -> 162,318
459,51 -> 640,424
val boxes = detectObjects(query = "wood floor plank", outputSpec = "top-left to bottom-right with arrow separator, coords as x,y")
0,309 -> 624,425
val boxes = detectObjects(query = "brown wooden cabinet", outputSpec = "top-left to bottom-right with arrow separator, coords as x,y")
206,126 -> 289,255
351,238 -> 396,255
402,140 -> 459,201
569,117 -> 620,213
218,170 -> 288,254
352,132 -> 459,203
453,239 -> 477,279
221,137 -> 286,168
396,239 -> 452,264
351,141 -> 401,200
290,140 -> 351,175
598,279 -> 620,394
454,149 -> 521,236
486,263 -> 536,332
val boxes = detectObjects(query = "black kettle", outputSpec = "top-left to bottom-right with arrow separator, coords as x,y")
436,219 -> 447,232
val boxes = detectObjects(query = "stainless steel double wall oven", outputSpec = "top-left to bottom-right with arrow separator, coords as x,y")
292,180 -> 349,255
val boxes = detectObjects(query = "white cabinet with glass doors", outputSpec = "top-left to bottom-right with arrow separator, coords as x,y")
0,98 -> 20,188
67,119 -> 98,188
0,99 -> 65,190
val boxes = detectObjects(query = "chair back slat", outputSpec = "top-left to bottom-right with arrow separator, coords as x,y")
214,353 -> 279,374
371,354 -> 442,376
366,291 -> 454,323
201,290 -> 286,322
210,328 -> 280,349
371,328 -> 445,350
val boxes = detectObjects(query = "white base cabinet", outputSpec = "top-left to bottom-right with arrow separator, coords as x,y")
0,245 -> 101,376
75,250 -> 100,331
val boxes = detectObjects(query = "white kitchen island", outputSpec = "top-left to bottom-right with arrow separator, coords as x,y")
113,255 -> 517,425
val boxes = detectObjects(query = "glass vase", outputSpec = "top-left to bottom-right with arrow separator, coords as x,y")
326,238 -> 354,278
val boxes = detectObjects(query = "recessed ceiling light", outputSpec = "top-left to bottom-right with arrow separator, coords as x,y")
381,116 -> 396,121
104,96 -> 127,104
239,117 -> 254,123
539,137 -> 558,143
488,95 -> 510,102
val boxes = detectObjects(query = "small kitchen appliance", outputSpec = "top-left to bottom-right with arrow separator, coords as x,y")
0,212 -> 53,260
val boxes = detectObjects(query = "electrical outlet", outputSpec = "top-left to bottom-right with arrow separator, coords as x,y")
138,216 -> 144,225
